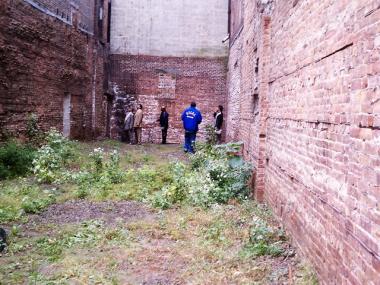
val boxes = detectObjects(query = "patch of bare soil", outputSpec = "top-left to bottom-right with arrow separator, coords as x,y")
118,236 -> 188,285
27,200 -> 154,226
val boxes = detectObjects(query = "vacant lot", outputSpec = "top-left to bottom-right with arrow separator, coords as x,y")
0,139 -> 317,284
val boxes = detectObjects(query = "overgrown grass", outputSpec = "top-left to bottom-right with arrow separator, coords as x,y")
0,182 -> 59,223
0,133 -> 318,284
2,221 -> 131,284
0,132 -> 179,223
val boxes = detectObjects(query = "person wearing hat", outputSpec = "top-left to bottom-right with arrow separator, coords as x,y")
159,106 -> 169,144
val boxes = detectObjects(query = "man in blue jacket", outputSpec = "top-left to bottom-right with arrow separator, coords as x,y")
181,102 -> 202,153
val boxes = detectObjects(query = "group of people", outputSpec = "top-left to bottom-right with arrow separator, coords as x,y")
123,104 -> 144,145
122,102 -> 224,153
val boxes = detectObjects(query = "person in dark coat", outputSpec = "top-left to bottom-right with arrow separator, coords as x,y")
0,228 -> 6,252
213,105 -> 224,144
159,106 -> 169,144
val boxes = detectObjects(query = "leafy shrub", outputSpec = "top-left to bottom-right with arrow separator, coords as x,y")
89,148 -> 104,173
240,218 -> 285,258
21,194 -> 56,214
0,184 -> 57,223
205,124 -> 217,145
152,142 -> 253,209
26,113 -> 45,146
65,149 -> 137,200
32,129 -> 73,183
0,141 -> 36,180
151,162 -> 187,209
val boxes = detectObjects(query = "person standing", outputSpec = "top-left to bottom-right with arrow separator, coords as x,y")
159,106 -> 169,144
124,107 -> 134,144
181,102 -> 202,153
214,105 -> 224,144
134,104 -> 143,145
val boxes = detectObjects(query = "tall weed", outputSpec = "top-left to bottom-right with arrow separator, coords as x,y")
0,141 -> 36,180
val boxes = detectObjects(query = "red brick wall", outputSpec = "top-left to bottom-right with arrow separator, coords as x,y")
110,54 -> 227,144
0,0 -> 109,140
227,0 -> 380,283
226,34 -> 242,142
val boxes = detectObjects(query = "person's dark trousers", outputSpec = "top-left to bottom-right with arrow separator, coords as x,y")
161,128 -> 168,144
216,133 -> 222,144
128,129 -> 134,144
184,131 -> 196,153
121,130 -> 127,143
124,129 -> 133,144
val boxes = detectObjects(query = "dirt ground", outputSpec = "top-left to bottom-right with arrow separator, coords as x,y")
0,142 -> 317,285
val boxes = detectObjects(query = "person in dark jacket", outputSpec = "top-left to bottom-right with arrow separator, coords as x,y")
181,102 -> 202,153
0,227 -> 6,252
213,105 -> 224,144
159,106 -> 169,144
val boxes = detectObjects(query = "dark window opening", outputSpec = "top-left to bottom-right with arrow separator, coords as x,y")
107,1 -> 112,43
253,93 -> 259,116
255,58 -> 259,73
98,0 -> 104,40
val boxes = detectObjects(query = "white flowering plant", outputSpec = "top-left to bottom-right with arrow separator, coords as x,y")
32,129 -> 73,183
151,142 -> 253,209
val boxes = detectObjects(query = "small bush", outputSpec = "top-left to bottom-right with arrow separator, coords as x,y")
150,162 -> 187,209
26,113 -> 45,147
32,129 -> 73,183
151,142 -> 253,209
0,184 -> 57,223
205,124 -> 217,145
0,141 -> 36,180
21,194 -> 56,214
240,218 -> 285,258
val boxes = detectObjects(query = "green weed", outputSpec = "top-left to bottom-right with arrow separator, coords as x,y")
0,141 -> 36,180
240,218 -> 285,258
0,183 -> 58,223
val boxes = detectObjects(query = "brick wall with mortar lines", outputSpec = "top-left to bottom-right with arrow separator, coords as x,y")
110,55 -> 227,144
227,0 -> 380,283
226,34 -> 242,142
0,0 -> 109,140
21,0 -> 95,33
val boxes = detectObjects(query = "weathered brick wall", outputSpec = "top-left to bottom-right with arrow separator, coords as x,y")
110,55 -> 227,143
227,0 -> 380,283
21,0 -> 95,34
0,0 -> 109,140
226,34 -> 242,142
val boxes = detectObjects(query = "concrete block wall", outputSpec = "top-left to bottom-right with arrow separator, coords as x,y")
227,0 -> 380,283
110,0 -> 229,57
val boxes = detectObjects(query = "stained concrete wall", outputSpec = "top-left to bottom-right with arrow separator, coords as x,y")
110,0 -> 229,57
